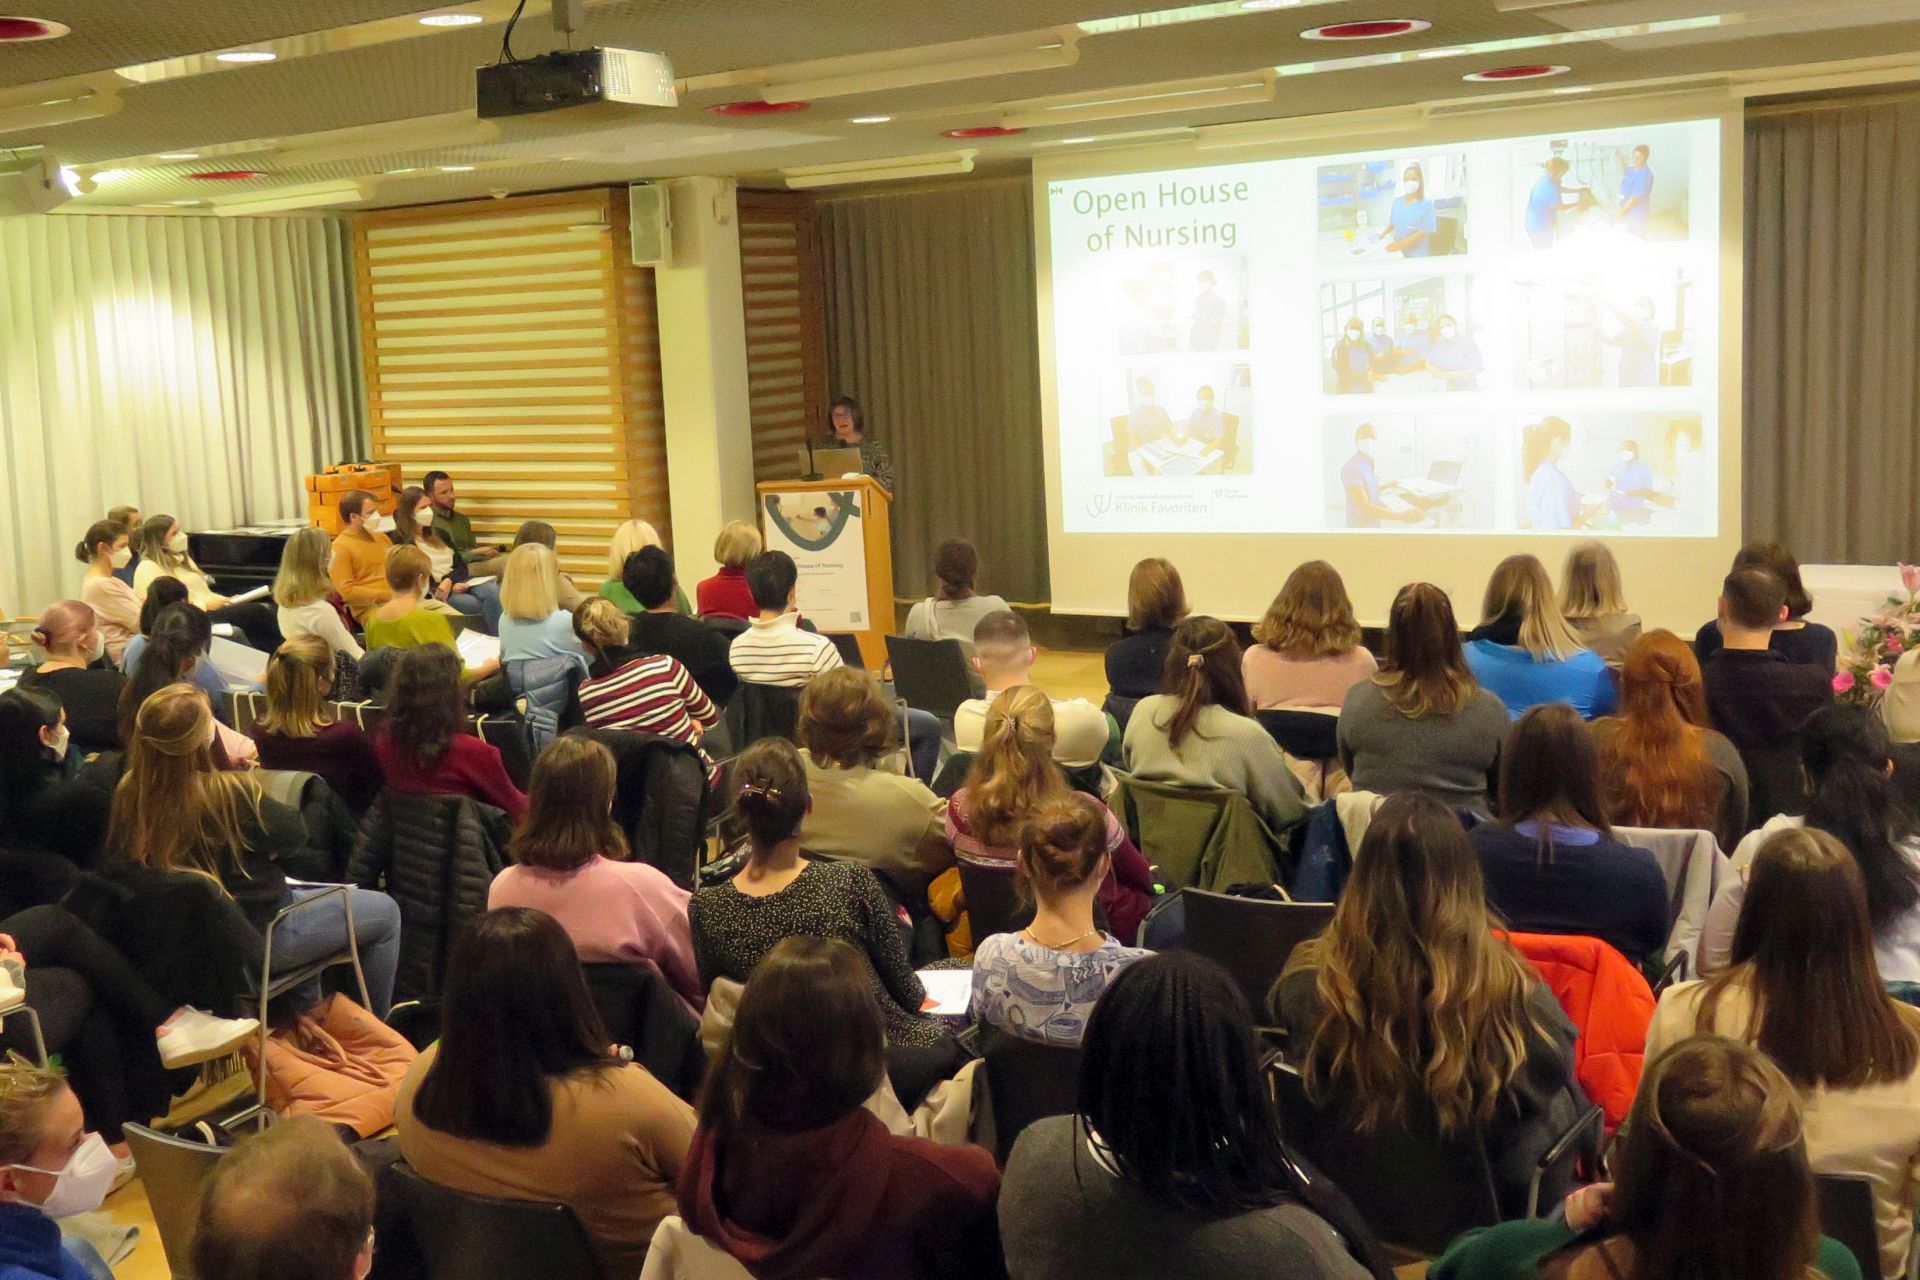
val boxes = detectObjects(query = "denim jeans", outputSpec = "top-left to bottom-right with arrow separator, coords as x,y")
446,578 -> 503,634
905,707 -> 942,782
271,886 -> 401,1016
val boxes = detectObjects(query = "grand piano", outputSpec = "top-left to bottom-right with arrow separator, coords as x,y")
189,521 -> 307,596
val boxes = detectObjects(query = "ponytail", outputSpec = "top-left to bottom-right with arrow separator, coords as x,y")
1804,704 -> 1920,929
963,687 -> 1063,847
75,519 -> 125,566
1158,616 -> 1246,750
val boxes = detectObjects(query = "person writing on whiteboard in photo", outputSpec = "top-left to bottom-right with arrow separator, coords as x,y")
1340,423 -> 1421,528
1378,161 -> 1438,258
1423,314 -> 1485,390
1524,416 -> 1583,531
823,395 -> 895,493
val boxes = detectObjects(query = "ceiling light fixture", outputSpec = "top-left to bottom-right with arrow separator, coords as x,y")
709,99 -> 811,115
155,151 -> 201,160
1463,63 -> 1570,81
999,73 -> 1276,129
0,80 -> 122,134
418,12 -> 486,25
214,49 -> 278,63
1302,19 -> 1431,40
189,169 -> 269,180
1058,135 -> 1097,144
1240,0 -> 1294,9
0,16 -> 67,40
849,114 -> 892,124
783,149 -> 977,190
210,179 -> 370,216
437,163 -> 476,172
385,167 -> 418,174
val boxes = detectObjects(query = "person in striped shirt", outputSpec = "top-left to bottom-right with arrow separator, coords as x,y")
727,550 -> 844,689
574,598 -> 722,785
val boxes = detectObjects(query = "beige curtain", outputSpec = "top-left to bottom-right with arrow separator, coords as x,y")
817,179 -> 1048,604
0,213 -> 363,612
1745,95 -> 1920,562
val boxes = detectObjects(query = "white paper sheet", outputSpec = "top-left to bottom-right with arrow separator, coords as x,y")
917,968 -> 973,1017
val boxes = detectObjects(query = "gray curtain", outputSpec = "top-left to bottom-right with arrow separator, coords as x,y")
1745,96 -> 1920,561
818,179 -> 1048,604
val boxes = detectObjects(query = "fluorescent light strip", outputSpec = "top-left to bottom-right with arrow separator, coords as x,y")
1001,77 -> 1274,128
765,43 -> 1079,102
782,149 -> 977,189
210,179 -> 370,216
1075,0 -> 1345,33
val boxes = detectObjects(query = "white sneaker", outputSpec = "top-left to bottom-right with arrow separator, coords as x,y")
110,1154 -> 136,1195
0,968 -> 21,1014
156,1008 -> 259,1069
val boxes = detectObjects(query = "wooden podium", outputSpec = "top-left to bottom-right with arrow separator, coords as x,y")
756,476 -> 894,669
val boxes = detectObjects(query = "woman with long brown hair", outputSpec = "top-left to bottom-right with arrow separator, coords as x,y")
1464,554 -> 1615,719
1592,629 -> 1749,847
1103,557 -> 1189,706
1122,616 -> 1305,834
111,683 -> 401,1014
1649,828 -> 1920,1279
1243,560 -> 1377,712
1432,1036 -> 1864,1280
1276,792 -> 1578,1219
1337,583 -> 1510,814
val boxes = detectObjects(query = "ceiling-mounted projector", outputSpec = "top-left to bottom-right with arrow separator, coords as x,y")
477,47 -> 677,119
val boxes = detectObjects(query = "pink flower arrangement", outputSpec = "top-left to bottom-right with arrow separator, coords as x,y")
1903,563 -> 1920,595
1873,665 -> 1896,691
1836,570 -> 1920,705
1834,670 -> 1857,694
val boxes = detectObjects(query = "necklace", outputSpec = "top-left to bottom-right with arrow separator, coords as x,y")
1022,925 -> 1101,950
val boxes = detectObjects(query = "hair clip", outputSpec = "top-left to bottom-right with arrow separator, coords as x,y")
738,781 -> 782,800
1185,653 -> 1204,669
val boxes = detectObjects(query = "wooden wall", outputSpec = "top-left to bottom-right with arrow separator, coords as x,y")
353,189 -> 668,584
737,191 -> 829,485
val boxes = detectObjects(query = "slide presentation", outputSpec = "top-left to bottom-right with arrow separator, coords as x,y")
1037,114 -> 1735,624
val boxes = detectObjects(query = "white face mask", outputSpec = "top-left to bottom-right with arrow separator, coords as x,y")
15,1132 -> 116,1219
413,507 -> 435,528
44,724 -> 69,762
364,513 -> 395,535
1345,328 -> 1363,341
1402,179 -> 1420,197
1620,451 -> 1636,462
1357,439 -> 1375,457
1439,325 -> 1458,339
107,546 -> 132,569
167,532 -> 189,554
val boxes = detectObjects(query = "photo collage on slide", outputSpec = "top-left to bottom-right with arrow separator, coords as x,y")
1104,255 -> 1254,480
1316,122 -> 1710,537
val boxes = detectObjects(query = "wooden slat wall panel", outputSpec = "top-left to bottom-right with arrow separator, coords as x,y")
354,190 -> 669,585
738,191 -> 829,485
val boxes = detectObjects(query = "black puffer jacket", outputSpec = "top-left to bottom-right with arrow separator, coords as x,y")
348,790 -> 510,1002
571,729 -> 711,890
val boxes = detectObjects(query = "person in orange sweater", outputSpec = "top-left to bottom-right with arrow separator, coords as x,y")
329,490 -> 395,625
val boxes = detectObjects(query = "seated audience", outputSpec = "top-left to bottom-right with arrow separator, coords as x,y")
1430,1036 -> 1864,1280
191,1115 -> 375,1280
512,520 -> 586,611
0,687 -> 111,867
1695,540 -> 1839,669
397,908 -> 695,1278
498,543 -> 589,675
1592,629 -> 1749,849
687,739 -> 943,1047
391,484 -> 498,631
695,519 -> 761,620
120,603 -> 258,767
248,638 -> 383,814
971,795 -> 1150,1047
573,598 -> 720,784
1123,616 -> 1306,834
1464,554 -> 1616,719
1275,793 -> 1581,1219
954,611 -> 1111,771
1242,560 -> 1377,711
119,577 -> 223,709
105,504 -> 142,586
1558,540 -> 1642,669
75,519 -> 138,664
1470,705 -> 1668,965
728,550 -> 843,688
903,539 -> 1010,644
372,646 -> 527,819
18,602 -> 124,755
113,684 -> 402,1014
1652,827 -> 1920,1279
1103,557 -> 1187,706
0,1061 -> 125,1278
489,736 -> 701,1006
600,518 -> 690,615
423,469 -> 503,578
950,687 -> 1155,945
272,525 -> 363,661
1701,568 -> 1834,823
678,935 -> 1000,1280
327,491 -> 395,626
364,547 -> 476,672
130,513 -> 281,652
1338,583 -> 1511,813
623,545 -> 736,707
1002,952 -> 1376,1280
795,669 -> 951,901
1701,704 -> 1920,981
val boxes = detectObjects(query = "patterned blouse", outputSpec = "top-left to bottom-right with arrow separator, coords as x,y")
971,932 -> 1150,1047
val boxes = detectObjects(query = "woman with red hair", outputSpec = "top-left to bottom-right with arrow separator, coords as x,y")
1592,629 -> 1749,848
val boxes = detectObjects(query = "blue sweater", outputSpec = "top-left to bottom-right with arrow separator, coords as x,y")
0,1204 -> 94,1280
1470,820 -> 1669,965
1464,639 -> 1616,719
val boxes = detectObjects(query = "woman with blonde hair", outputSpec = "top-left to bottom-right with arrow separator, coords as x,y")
111,683 -> 401,1014
573,598 -> 721,786
1558,541 -> 1640,669
1243,560 -> 1377,711
1592,629 -> 1748,847
1275,791 -> 1579,1221
695,520 -> 761,619
499,543 -> 588,675
130,513 -> 280,651
1123,616 -> 1306,835
600,518 -> 691,615
1464,553 -> 1614,718
271,526 -> 363,661
247,637 -> 383,814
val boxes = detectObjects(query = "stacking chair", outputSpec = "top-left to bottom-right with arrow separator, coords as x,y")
1176,889 -> 1333,1020
381,1162 -> 608,1280
123,1123 -> 229,1280
1815,1174 -> 1881,1280
958,861 -> 1027,945
0,981 -> 45,1066
884,636 -> 975,724
974,1025 -> 1084,1165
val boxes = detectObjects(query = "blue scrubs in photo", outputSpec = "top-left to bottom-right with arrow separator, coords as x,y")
1618,164 -> 1653,233
1385,195 -> 1438,257
1608,458 -> 1654,515
1425,334 -> 1486,389
1341,451 -> 1381,528
1332,340 -> 1373,394
1527,462 -> 1578,530
1614,319 -> 1660,386
1525,174 -> 1563,248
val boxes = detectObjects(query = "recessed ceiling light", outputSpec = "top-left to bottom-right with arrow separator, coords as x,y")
214,49 -> 277,63
849,115 -> 892,125
0,16 -> 68,41
155,152 -> 200,161
438,164 -> 475,172
1463,63 -> 1570,82
385,167 -> 418,175
709,100 -> 811,116
1240,0 -> 1294,9
418,12 -> 485,25
1552,85 -> 1592,95
943,126 -> 1026,139
1302,19 -> 1431,40
1059,136 -> 1097,145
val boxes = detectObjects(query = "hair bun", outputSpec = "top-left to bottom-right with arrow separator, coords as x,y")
28,627 -> 49,646
1185,653 -> 1204,668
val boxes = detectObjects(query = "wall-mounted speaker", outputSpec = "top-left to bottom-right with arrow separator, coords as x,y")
0,157 -> 70,216
629,180 -> 672,267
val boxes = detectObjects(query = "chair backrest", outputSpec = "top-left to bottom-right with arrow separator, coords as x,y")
575,729 -> 711,889
1178,890 -> 1333,1018
978,1025 -> 1083,1166
1255,708 -> 1341,762
701,615 -> 750,641
1101,692 -> 1143,734
1816,1173 -> 1880,1280
1267,1060 -> 1502,1257
123,1122 -> 227,1280
721,681 -> 802,752
580,962 -> 708,1102
382,1162 -> 609,1280
958,861 -> 1028,944
472,712 -> 537,790
884,635 -> 975,722
356,790 -> 510,1003
930,749 -> 975,799
825,632 -> 866,668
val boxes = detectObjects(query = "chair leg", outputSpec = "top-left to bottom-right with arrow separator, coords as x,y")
4,1006 -> 49,1068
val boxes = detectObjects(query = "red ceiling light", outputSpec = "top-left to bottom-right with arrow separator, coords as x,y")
189,170 -> 269,181
0,16 -> 68,40
1463,64 -> 1570,82
1301,19 -> 1431,40
942,126 -> 1026,139
708,100 -> 810,116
